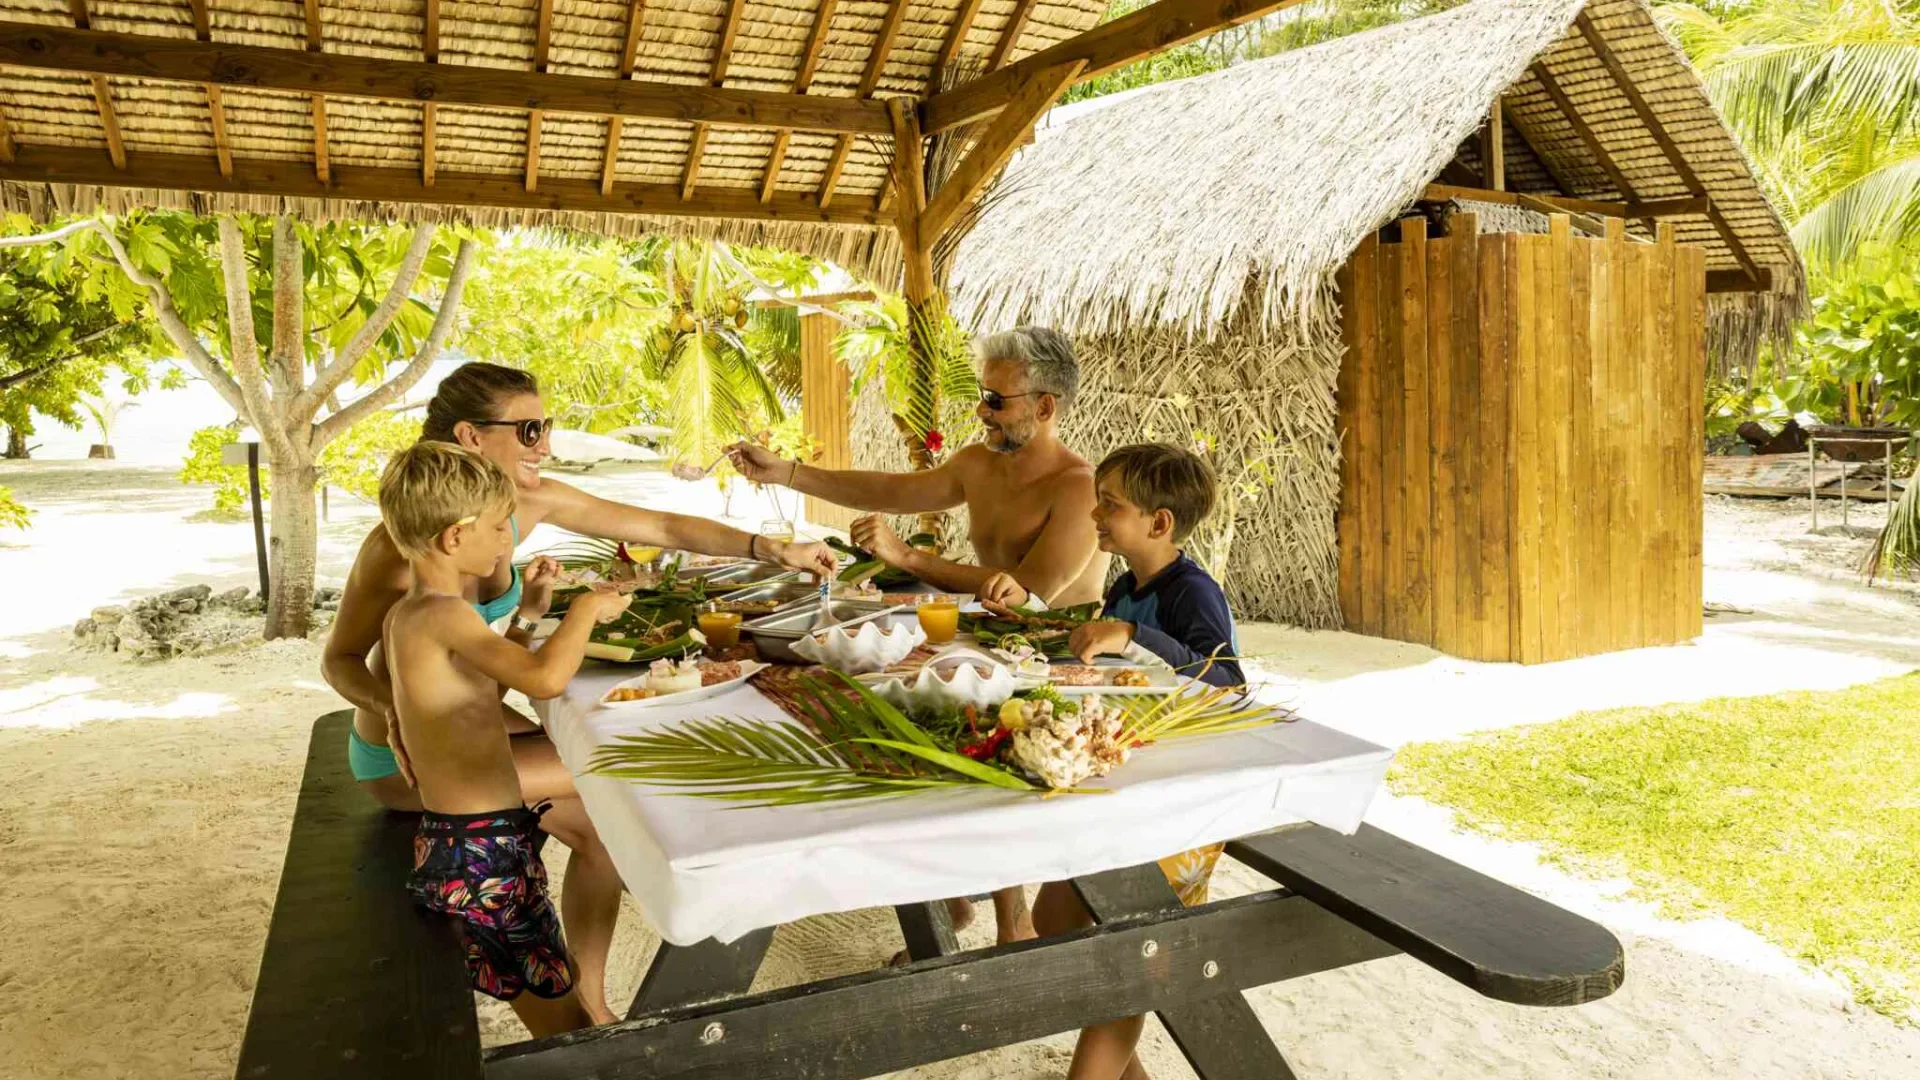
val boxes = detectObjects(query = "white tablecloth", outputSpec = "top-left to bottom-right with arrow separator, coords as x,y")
537,663 -> 1393,946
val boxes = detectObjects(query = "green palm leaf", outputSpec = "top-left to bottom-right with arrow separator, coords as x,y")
1864,452 -> 1919,582
1789,152 -> 1920,267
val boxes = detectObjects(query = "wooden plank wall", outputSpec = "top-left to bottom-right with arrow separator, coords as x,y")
798,310 -> 858,532
1335,215 -> 1706,663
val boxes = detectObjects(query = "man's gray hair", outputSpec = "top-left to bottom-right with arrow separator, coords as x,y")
973,326 -> 1079,409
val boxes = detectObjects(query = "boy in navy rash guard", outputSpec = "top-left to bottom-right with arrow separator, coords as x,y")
981,441 -> 1244,687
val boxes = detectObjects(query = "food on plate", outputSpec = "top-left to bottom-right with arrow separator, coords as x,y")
1110,669 -> 1152,688
605,686 -> 658,703
708,598 -> 782,616
646,657 -> 703,694
700,660 -> 743,686
603,620 -> 684,646
1047,665 -> 1104,687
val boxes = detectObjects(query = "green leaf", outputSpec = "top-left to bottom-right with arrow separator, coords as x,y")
854,739 -> 1038,790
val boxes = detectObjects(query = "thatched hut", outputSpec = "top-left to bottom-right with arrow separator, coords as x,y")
937,0 -> 1805,662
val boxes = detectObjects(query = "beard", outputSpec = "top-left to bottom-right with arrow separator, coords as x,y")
984,417 -> 1036,454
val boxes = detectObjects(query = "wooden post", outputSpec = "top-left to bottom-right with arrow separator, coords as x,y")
1482,98 -> 1505,192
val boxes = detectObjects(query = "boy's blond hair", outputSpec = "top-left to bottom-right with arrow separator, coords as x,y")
1095,443 -> 1218,543
378,442 -> 516,559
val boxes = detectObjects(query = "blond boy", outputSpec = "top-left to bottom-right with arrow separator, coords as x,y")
378,442 -> 630,1038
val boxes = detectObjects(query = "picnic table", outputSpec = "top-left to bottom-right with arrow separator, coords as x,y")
235,601 -> 1626,1080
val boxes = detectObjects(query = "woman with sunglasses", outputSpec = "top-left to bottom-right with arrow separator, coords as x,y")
322,361 -> 837,1023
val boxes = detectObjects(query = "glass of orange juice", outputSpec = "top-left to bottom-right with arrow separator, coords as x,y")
697,610 -> 743,651
917,600 -> 959,644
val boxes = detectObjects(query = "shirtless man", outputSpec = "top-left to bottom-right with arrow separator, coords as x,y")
727,325 -> 1107,944
728,325 -> 1107,609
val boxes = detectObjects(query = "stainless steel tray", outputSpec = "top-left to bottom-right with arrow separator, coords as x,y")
704,580 -> 822,616
743,601 -> 897,664
702,562 -> 803,587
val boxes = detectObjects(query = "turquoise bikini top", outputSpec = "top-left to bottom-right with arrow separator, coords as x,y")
474,516 -> 523,623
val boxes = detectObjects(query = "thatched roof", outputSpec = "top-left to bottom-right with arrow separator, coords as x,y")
0,0 -> 1111,281
949,0 -> 1807,348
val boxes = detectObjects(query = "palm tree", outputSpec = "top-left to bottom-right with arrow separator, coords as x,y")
1656,0 -> 1920,269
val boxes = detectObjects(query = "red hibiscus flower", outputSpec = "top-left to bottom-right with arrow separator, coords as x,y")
924,429 -> 945,454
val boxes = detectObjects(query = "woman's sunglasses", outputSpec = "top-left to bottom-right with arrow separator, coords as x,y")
978,389 -> 1048,412
467,417 -> 554,447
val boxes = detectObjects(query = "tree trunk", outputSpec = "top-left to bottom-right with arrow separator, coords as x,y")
4,426 -> 28,459
265,455 -> 319,639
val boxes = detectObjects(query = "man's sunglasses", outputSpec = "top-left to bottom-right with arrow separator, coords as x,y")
468,418 -> 554,447
979,389 -> 1049,412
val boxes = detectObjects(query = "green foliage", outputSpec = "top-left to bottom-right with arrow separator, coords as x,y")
1864,454 -> 1920,580
1391,673 -> 1920,1019
0,486 -> 31,530
457,233 -> 821,467
0,239 -> 156,444
318,410 -> 421,502
1780,259 -> 1920,426
1656,0 -> 1920,268
835,294 -> 980,446
179,424 -> 252,519
181,411 -> 421,515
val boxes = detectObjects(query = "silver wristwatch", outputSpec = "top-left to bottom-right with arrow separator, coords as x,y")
508,612 -> 540,636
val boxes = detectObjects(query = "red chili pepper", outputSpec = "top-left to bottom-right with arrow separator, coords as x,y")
961,726 -> 1013,760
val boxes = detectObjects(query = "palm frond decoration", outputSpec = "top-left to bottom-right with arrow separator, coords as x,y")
1863,452 -> 1919,582
585,670 -> 1294,806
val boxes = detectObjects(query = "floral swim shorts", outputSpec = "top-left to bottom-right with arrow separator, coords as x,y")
408,805 -> 576,1002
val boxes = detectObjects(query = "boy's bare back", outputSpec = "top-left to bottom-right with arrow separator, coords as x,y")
384,593 -> 524,814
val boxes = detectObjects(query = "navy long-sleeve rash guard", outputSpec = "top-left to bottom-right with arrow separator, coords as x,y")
1103,552 -> 1244,688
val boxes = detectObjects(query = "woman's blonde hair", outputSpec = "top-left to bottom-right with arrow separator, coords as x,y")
378,442 -> 516,559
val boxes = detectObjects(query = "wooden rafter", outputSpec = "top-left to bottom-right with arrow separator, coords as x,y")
921,60 -> 1083,241
526,0 -> 554,192
0,143 -> 892,225
64,2 -> 125,170
311,94 -> 330,183
760,0 -> 839,203
889,98 -> 932,300
684,0 -> 752,201
0,104 -> 14,165
1420,183 -> 1707,221
185,0 -> 231,179
423,0 -> 439,187
820,0 -> 911,208
1526,60 -> 1636,202
988,0 -> 1041,71
0,22 -> 892,136
601,0 -> 647,196
1480,97 -> 1504,191
1574,13 -> 1764,284
938,0 -> 987,72
304,0 -> 328,183
924,0 -> 1309,134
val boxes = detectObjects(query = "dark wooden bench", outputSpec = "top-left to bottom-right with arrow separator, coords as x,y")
233,711 -> 482,1080
239,713 -> 1623,1079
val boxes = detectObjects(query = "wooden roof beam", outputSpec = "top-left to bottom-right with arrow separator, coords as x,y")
0,142 -> 892,225
921,59 -> 1083,242
424,0 -> 439,188
988,0 -> 1041,70
1574,12 -> 1765,285
820,0 -> 911,208
685,0 -> 752,201
1526,60 -> 1636,202
938,0 -> 987,73
526,0 -> 554,192
760,0 -> 839,203
601,0 -> 647,196
0,22 -> 894,136
923,0 -> 1309,134
186,0 -> 232,179
304,0 -> 328,184
65,2 -> 125,170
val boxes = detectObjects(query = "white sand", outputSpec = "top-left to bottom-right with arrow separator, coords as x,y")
1,460 -> 1916,1079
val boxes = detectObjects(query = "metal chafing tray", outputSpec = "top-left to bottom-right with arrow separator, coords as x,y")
743,601 -> 898,664
702,579 -> 823,616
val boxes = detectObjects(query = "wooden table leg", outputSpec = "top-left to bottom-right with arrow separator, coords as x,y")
894,900 -> 962,961
625,927 -> 775,1020
1072,865 -> 1300,1080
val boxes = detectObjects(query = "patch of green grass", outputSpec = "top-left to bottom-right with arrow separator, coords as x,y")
1390,672 -> 1920,1020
